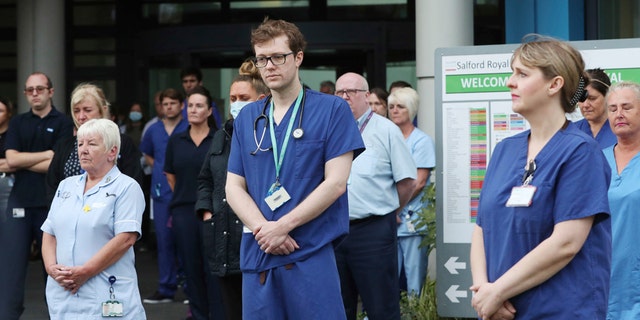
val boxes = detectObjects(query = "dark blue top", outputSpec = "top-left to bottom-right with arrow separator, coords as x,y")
140,118 -> 189,201
574,118 -> 617,149
164,126 -> 214,208
477,122 -> 611,319
228,89 -> 365,273
5,107 -> 74,208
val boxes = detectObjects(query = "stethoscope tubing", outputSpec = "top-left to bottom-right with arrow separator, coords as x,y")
251,90 -> 306,155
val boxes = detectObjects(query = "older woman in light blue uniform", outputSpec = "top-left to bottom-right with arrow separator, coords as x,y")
603,81 -> 640,319
388,87 -> 435,295
41,119 -> 146,319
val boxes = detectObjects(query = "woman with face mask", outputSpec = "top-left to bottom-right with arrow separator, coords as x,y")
122,102 -> 146,148
195,60 -> 268,320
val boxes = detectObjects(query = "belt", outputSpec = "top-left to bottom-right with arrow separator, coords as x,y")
259,263 -> 294,285
349,214 -> 384,226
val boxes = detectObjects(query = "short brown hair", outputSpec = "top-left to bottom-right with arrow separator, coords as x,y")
160,88 -> 184,103
251,18 -> 307,54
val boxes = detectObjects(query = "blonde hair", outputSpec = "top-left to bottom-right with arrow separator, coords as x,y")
70,83 -> 111,128
388,87 -> 419,121
512,34 -> 586,113
234,59 -> 270,96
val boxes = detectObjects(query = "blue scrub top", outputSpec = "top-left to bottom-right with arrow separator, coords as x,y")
604,147 -> 640,319
140,118 -> 188,200
164,126 -> 214,208
575,118 -> 617,149
477,123 -> 611,319
228,89 -> 365,273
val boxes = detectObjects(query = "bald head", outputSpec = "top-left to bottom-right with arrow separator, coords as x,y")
335,72 -> 370,119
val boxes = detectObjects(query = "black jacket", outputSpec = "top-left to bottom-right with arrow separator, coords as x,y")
195,120 -> 243,276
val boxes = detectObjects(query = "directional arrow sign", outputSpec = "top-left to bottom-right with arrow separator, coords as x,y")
444,256 -> 466,274
445,285 -> 468,303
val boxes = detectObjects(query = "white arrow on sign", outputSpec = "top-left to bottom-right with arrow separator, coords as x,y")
445,285 -> 468,303
444,256 -> 466,274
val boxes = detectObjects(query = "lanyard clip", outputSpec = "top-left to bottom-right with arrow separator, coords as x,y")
522,160 -> 536,186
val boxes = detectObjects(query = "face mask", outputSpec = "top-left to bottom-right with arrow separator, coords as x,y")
129,111 -> 143,122
230,101 -> 252,119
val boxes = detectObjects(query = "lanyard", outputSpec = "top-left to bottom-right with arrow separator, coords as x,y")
359,110 -> 374,133
269,88 -> 304,181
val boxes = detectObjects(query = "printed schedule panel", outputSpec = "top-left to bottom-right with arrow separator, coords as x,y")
435,38 -> 640,318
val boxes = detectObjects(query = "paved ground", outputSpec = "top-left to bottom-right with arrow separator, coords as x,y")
23,246 -> 190,320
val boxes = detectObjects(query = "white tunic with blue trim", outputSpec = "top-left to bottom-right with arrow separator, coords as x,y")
41,166 -> 146,319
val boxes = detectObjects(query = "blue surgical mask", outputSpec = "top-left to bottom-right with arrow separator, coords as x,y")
230,101 -> 252,119
129,111 -> 143,122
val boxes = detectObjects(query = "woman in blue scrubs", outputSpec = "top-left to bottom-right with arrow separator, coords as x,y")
470,35 -> 612,319
575,68 -> 616,149
603,81 -> 640,319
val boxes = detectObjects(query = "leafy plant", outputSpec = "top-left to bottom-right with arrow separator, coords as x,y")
358,182 -> 465,320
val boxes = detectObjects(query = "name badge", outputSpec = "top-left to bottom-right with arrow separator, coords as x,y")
506,185 -> 537,207
265,185 -> 291,211
102,300 -> 123,317
12,208 -> 25,218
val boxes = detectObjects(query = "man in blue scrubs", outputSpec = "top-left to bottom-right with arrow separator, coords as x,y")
334,72 -> 416,320
0,72 -> 74,319
226,19 -> 364,319
140,88 -> 189,304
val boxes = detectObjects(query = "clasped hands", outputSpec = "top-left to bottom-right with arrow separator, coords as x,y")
254,221 -> 299,255
470,282 -> 516,320
47,264 -> 90,294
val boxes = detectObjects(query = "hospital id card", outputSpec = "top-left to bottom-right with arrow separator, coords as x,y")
101,300 -> 123,317
12,208 -> 24,218
506,185 -> 537,207
265,185 -> 291,211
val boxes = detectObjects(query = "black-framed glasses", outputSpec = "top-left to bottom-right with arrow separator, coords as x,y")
252,52 -> 294,68
24,86 -> 49,95
335,89 -> 367,98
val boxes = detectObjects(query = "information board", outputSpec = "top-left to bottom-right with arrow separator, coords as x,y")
435,38 -> 640,318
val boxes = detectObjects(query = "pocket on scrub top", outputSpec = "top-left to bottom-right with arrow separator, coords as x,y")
294,140 -> 324,179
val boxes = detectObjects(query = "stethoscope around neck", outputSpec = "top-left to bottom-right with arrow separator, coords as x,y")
251,90 -> 306,155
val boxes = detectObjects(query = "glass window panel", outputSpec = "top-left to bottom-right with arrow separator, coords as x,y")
326,1 -> 408,20
74,38 -> 116,52
598,0 -> 640,39
73,4 -> 115,26
0,7 -> 15,27
0,40 -> 15,54
328,0 -> 404,6
0,56 -> 15,68
74,54 -> 115,67
230,1 -> 308,9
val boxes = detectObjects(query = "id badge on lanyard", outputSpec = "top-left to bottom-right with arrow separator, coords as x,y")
506,160 -> 537,207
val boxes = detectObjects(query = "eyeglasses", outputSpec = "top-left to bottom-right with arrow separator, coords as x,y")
252,52 -> 294,68
24,86 -> 49,94
335,89 -> 367,98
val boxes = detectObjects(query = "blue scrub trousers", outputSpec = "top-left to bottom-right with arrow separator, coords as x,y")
152,198 -> 178,297
0,206 -> 47,320
242,244 -> 346,320
397,235 -> 428,295
335,212 -> 401,320
172,204 -> 225,320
